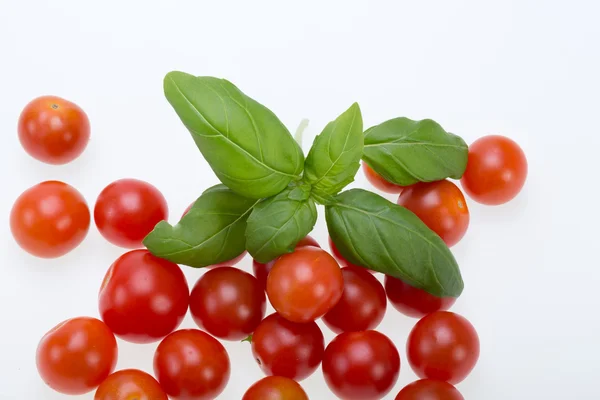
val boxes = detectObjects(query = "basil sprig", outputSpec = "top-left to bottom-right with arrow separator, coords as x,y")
145,71 -> 468,297
363,117 -> 468,186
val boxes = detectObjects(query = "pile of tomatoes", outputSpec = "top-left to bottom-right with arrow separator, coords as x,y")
12,95 -> 527,399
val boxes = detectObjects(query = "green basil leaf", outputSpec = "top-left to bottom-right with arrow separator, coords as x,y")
304,103 -> 363,197
143,184 -> 259,268
325,189 -> 463,297
362,118 -> 468,186
246,188 -> 318,263
164,71 -> 304,199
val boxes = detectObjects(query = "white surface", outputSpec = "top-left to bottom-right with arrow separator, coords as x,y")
0,1 -> 598,399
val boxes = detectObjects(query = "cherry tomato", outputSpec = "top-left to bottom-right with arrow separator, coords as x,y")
407,311 -> 480,384
385,275 -> 456,318
10,181 -> 90,258
461,135 -> 528,205
94,179 -> 168,248
253,235 -> 320,291
154,329 -> 230,400
266,246 -> 343,323
242,376 -> 309,400
99,250 -> 189,344
18,96 -> 90,164
397,180 -> 469,247
189,266 -> 266,340
322,330 -> 400,400
363,162 -> 405,193
251,313 -> 324,381
36,317 -> 117,395
395,379 -> 464,400
94,369 -> 167,400
323,267 -> 386,333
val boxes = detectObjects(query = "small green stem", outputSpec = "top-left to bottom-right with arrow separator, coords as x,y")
294,118 -> 310,148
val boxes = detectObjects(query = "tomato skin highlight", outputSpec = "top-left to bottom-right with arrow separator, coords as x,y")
94,179 -> 168,248
407,311 -> 480,384
10,181 -> 90,258
18,96 -> 90,164
252,235 -> 320,291
397,180 -> 469,247
461,135 -> 528,205
251,313 -> 324,381
36,317 -> 117,395
94,369 -> 168,400
385,275 -> 456,318
395,379 -> 464,400
98,250 -> 189,344
322,330 -> 400,400
189,266 -> 266,340
242,376 -> 309,400
323,267 -> 387,333
363,162 -> 406,193
267,246 -> 344,323
154,329 -> 230,400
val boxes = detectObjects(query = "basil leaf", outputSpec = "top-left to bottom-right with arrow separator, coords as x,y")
325,189 -> 463,297
143,184 -> 259,268
164,71 -> 304,199
304,103 -> 363,198
246,188 -> 318,263
362,118 -> 468,186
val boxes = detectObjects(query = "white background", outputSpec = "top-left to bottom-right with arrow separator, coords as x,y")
0,1 -> 598,399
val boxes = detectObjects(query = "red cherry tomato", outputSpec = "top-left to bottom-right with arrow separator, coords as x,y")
363,162 -> 406,193
36,317 -> 117,395
407,311 -> 480,384
395,379 -> 464,400
98,250 -> 189,344
94,179 -> 168,248
18,96 -> 90,164
154,329 -> 230,400
10,181 -> 90,258
242,376 -> 309,400
189,266 -> 266,340
323,330 -> 400,400
94,369 -> 167,400
397,180 -> 469,247
267,246 -> 343,323
328,236 -> 375,273
251,313 -> 324,381
323,267 -> 387,333
461,135 -> 528,205
253,235 -> 320,291
385,275 -> 456,318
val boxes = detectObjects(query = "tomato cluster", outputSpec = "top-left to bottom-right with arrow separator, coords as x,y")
15,95 -> 527,399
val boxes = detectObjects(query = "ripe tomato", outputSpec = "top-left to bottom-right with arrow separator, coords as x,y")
396,180 -> 469,247
18,96 -> 90,164
407,311 -> 480,384
189,266 -> 266,340
323,267 -> 387,333
385,275 -> 456,318
251,313 -> 324,381
322,330 -> 400,400
154,329 -> 230,400
10,181 -> 90,258
94,369 -> 167,400
36,317 -> 117,395
99,250 -> 189,344
94,179 -> 168,248
253,235 -> 320,291
363,162 -> 405,193
242,376 -> 309,400
395,379 -> 464,400
266,246 -> 343,323
461,135 -> 528,205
